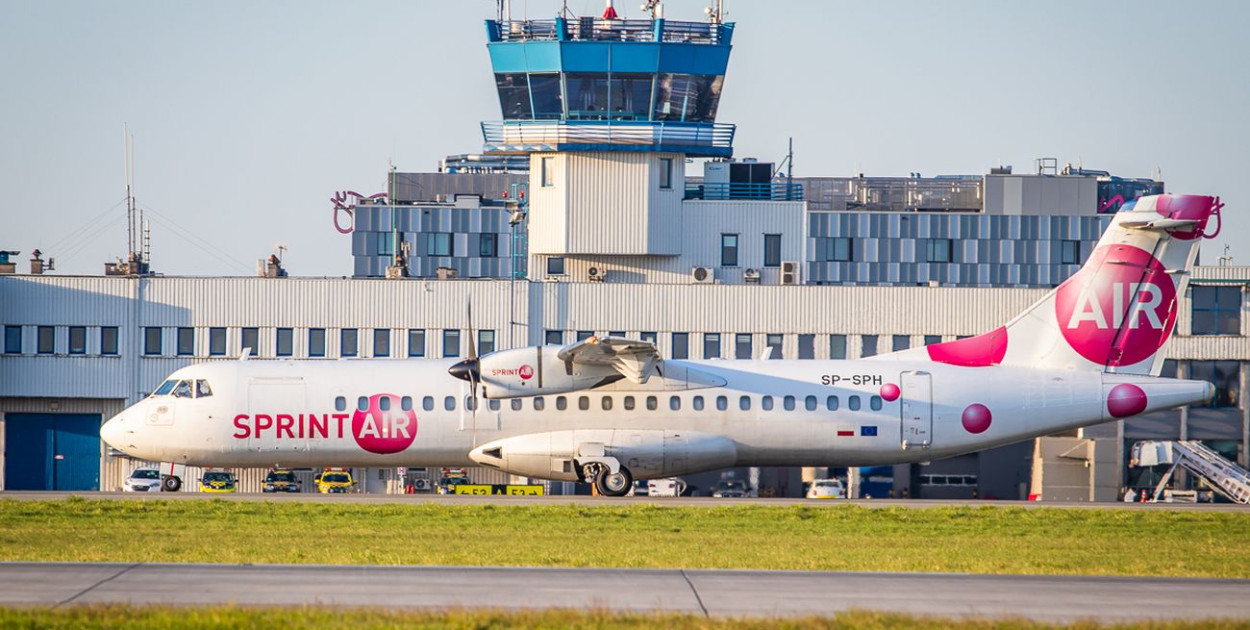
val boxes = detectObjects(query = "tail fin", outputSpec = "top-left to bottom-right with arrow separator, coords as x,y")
899,194 -> 1222,375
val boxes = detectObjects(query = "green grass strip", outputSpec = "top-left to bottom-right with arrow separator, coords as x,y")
0,605 -> 1247,630
1,498 -> 1248,577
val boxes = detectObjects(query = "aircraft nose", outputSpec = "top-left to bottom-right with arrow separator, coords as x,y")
100,412 -> 129,450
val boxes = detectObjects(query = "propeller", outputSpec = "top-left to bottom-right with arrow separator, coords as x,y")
448,297 -> 482,445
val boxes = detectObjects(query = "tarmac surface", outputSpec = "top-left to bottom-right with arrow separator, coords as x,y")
2,562 -> 1248,622
3,490 -> 1248,511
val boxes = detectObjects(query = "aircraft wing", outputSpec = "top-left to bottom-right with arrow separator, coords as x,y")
556,336 -> 661,384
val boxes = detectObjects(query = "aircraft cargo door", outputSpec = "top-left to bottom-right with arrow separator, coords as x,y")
900,371 -> 932,450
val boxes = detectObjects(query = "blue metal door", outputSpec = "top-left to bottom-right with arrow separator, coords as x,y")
3,413 -> 100,490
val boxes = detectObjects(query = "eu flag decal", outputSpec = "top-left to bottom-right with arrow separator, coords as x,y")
860,426 -> 878,437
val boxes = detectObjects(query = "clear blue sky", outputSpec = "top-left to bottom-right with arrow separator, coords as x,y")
3,1 -> 1248,276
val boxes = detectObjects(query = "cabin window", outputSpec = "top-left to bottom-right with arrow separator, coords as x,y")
624,396 -> 635,411
578,396 -> 590,411
533,396 -> 546,411
870,396 -> 883,411
849,396 -> 862,411
783,395 -> 796,411
334,396 -> 346,411
423,396 -> 434,411
670,396 -> 681,411
401,396 -> 412,411
357,397 -> 369,411
444,396 -> 455,411
602,397 -> 613,411
511,399 -> 522,411
465,396 -> 477,411
739,396 -> 751,411
826,395 -> 839,411
805,395 -> 817,411
693,396 -> 704,411
716,396 -> 728,411
489,399 -> 500,411
761,395 -> 774,411
646,396 -> 658,411
556,396 -> 568,411
379,397 -> 392,411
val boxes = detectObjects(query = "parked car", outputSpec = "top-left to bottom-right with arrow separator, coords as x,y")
263,469 -> 301,493
316,469 -> 355,494
123,467 -> 162,492
199,470 -> 238,493
806,478 -> 846,500
712,480 -> 749,498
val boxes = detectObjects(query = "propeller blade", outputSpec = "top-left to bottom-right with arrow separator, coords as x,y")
467,297 -> 477,360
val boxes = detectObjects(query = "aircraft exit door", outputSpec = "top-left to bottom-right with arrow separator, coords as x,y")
900,371 -> 932,450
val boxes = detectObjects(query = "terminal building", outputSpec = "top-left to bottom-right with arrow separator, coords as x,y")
1,7 -> 1246,499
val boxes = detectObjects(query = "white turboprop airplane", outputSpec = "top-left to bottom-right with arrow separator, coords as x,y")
101,194 -> 1222,496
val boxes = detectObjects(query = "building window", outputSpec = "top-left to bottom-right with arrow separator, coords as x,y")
100,327 -> 118,356
4,326 -> 21,354
766,333 -> 783,359
374,329 -> 390,357
1191,286 -> 1241,335
892,335 -> 910,352
798,334 -> 815,359
926,239 -> 952,263
308,328 -> 326,358
721,234 -> 739,267
576,330 -> 594,341
478,330 -> 496,355
541,157 -> 554,187
176,327 -> 194,356
703,333 -> 721,359
545,330 -> 564,345
640,331 -> 657,344
341,328 -> 358,357
36,325 -> 55,354
377,232 -> 394,256
271,328 -> 292,357
827,237 -> 852,262
143,327 -> 161,356
407,329 -> 425,357
68,326 -> 86,355
734,333 -> 752,360
924,335 -> 942,346
209,327 -> 227,356
659,157 -> 673,189
861,335 -> 878,358
442,329 -> 461,358
241,327 -> 259,355
546,256 -> 565,276
427,232 -> 454,257
671,332 -> 689,360
1188,361 -> 1240,408
764,234 -> 782,268
1061,240 -> 1080,265
479,233 -> 498,258
829,334 -> 847,360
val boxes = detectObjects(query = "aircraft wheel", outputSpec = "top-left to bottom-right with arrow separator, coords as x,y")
161,475 -> 182,492
594,466 -> 632,497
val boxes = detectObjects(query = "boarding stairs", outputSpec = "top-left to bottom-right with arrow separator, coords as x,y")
1132,440 -> 1250,504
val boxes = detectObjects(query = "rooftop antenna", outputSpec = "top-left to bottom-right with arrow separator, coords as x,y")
124,123 -> 136,261
1218,244 -> 1233,267
704,0 -> 724,23
641,1 -> 661,19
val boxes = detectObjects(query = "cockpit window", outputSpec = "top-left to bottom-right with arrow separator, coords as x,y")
172,380 -> 193,398
196,379 -> 213,398
154,380 -> 177,396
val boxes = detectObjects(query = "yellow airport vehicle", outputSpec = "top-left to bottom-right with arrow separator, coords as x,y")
315,469 -> 355,494
199,470 -> 238,493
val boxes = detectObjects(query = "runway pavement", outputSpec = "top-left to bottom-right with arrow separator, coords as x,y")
2,562 -> 1248,622
2,490 -> 1248,510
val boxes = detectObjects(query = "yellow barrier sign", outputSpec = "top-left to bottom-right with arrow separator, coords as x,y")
453,484 -> 545,496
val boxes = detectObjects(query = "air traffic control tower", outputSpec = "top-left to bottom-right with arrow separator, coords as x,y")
482,4 -> 737,266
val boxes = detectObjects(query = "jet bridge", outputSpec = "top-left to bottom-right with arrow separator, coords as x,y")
1131,441 -> 1250,504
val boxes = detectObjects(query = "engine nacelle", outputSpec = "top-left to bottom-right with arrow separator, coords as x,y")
476,346 -> 618,399
468,430 -> 738,481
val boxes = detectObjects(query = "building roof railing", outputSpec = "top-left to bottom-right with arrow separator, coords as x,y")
486,18 -> 733,46
482,120 -> 734,157
685,182 -> 804,202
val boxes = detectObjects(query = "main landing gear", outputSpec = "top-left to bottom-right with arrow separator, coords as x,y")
582,461 -> 633,497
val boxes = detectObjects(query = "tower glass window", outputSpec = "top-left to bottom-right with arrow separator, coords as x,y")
494,73 -> 532,119
529,74 -> 563,119
1191,286 -> 1241,335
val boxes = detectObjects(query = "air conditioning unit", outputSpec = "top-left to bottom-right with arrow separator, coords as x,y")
781,261 -> 800,285
587,266 -> 607,282
743,268 -> 761,283
691,266 -> 715,284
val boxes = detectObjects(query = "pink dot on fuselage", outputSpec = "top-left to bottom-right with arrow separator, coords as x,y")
1107,384 -> 1148,418
961,404 -> 992,434
880,383 -> 901,402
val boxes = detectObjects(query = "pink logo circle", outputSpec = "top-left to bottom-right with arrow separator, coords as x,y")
961,404 -> 992,434
518,364 -> 535,380
879,383 -> 900,402
1107,384 -> 1148,418
1053,245 -> 1176,367
351,393 -> 418,455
